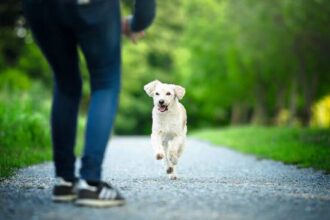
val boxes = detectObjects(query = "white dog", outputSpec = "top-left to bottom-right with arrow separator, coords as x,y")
144,80 -> 187,180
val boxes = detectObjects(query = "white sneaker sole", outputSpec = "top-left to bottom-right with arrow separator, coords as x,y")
52,195 -> 77,202
75,199 -> 125,207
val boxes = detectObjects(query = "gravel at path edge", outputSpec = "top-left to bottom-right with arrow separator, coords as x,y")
0,137 -> 329,220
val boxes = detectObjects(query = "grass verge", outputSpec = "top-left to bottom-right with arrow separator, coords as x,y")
0,88 -> 51,179
0,93 -> 86,179
192,126 -> 330,172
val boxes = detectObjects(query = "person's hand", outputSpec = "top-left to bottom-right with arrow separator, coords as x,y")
122,16 -> 145,44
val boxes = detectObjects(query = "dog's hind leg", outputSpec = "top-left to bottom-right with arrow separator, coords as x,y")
168,166 -> 177,180
165,156 -> 177,180
168,136 -> 184,165
164,149 -> 176,179
166,137 -> 184,180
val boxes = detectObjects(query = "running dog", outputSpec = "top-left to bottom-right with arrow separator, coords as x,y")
144,80 -> 187,180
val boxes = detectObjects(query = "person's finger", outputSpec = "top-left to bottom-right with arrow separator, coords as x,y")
131,34 -> 138,44
139,31 -> 145,37
128,31 -> 145,44
134,32 -> 145,43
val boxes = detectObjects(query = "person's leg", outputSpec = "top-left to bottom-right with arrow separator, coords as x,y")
22,0 -> 81,180
75,0 -> 121,181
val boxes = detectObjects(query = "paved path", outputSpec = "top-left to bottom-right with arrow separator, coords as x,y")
1,137 -> 330,220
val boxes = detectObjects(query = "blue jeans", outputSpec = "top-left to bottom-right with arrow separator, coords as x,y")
23,0 -> 121,181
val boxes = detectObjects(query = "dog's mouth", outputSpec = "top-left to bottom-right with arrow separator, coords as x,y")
158,105 -> 168,112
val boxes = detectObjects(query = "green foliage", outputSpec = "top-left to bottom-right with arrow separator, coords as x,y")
1,0 -> 330,134
193,126 -> 330,172
17,37 -> 51,84
75,115 -> 87,157
0,83 -> 52,178
311,95 -> 330,128
0,68 -> 31,91
178,0 -> 330,126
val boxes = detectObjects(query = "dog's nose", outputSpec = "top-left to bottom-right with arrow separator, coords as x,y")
159,100 -> 164,105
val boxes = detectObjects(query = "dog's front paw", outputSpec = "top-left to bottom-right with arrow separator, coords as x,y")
156,153 -> 164,160
169,174 -> 177,180
166,167 -> 173,174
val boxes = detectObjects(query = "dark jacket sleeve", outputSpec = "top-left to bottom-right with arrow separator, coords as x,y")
130,0 -> 156,32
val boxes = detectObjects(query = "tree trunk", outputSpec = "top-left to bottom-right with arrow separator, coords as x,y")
251,82 -> 267,125
294,35 -> 319,125
230,102 -> 249,125
288,74 -> 298,125
274,84 -> 287,124
250,63 -> 268,125
300,72 -> 318,125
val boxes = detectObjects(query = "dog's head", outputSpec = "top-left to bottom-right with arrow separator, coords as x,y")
144,80 -> 185,113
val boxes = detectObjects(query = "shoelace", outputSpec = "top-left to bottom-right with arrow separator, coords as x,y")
99,181 -> 113,189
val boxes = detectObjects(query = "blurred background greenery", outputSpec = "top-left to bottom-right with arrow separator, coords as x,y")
0,0 -> 330,177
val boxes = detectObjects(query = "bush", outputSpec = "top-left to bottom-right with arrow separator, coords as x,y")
0,68 -> 31,91
311,95 -> 330,128
0,82 -> 52,178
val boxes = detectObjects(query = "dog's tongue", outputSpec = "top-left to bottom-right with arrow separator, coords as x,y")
159,106 -> 167,112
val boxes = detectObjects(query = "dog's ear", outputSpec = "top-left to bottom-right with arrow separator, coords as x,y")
144,80 -> 161,97
173,85 -> 185,100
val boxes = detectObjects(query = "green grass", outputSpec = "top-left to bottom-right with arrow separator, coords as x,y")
0,90 -> 86,179
193,126 -> 330,172
0,91 -> 52,179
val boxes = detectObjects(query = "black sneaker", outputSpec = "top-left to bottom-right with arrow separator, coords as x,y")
75,179 -> 125,207
52,177 -> 77,202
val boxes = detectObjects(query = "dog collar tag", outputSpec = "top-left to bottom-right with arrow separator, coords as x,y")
77,0 -> 90,5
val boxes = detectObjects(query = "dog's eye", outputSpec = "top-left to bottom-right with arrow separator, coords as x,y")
155,92 -> 159,96
166,92 -> 171,96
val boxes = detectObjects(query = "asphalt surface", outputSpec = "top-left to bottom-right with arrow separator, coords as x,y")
0,136 -> 329,220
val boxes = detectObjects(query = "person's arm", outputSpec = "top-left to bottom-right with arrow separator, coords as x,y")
130,0 -> 156,32
122,0 -> 156,43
